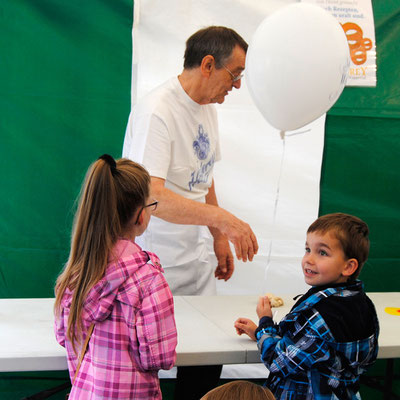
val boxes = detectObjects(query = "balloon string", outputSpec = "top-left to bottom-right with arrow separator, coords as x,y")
264,131 -> 286,282
285,128 -> 311,137
263,128 -> 310,288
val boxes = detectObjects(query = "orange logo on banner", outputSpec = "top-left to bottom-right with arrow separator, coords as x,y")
385,307 -> 400,316
341,22 -> 372,65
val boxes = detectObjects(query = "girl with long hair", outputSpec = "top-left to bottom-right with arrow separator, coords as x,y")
54,155 -> 177,399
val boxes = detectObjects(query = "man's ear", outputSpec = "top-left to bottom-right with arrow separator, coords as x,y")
200,55 -> 214,78
342,258 -> 358,277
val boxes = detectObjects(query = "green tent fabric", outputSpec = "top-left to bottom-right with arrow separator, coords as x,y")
0,0 -> 399,297
320,2 -> 400,291
0,1 -> 133,297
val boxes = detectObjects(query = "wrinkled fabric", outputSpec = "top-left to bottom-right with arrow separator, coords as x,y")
55,239 -> 177,399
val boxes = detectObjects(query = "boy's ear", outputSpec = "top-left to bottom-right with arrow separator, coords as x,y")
342,258 -> 358,277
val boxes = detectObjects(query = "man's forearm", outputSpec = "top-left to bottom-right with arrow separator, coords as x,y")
151,177 -> 224,229
205,179 -> 225,240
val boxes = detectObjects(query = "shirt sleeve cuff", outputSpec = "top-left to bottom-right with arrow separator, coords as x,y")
255,316 -> 274,336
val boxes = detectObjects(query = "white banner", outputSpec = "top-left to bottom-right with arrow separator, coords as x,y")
131,0 -> 325,378
303,0 -> 376,86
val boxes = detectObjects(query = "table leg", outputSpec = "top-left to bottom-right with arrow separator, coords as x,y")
384,359 -> 394,400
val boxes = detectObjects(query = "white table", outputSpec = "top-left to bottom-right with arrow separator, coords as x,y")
179,293 -> 400,363
0,293 -> 399,372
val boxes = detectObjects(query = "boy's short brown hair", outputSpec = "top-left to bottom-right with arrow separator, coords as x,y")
307,213 -> 370,281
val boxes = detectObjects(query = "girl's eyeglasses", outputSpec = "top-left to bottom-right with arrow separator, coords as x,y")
135,200 -> 158,224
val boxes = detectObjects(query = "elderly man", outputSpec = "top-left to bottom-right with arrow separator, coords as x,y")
123,26 -> 258,400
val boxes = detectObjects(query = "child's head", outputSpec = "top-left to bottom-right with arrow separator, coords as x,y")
303,213 -> 369,286
78,155 -> 151,239
200,380 -> 275,400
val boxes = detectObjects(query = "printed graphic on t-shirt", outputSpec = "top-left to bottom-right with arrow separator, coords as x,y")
192,124 -> 210,160
188,124 -> 215,190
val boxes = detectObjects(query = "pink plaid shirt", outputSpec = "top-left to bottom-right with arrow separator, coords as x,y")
55,239 -> 177,399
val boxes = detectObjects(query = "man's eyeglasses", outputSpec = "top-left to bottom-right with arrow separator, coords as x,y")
222,64 -> 244,82
135,200 -> 158,224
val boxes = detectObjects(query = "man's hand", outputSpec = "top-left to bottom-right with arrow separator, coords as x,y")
234,318 -> 257,341
205,179 -> 258,264
213,236 -> 234,281
216,210 -> 259,263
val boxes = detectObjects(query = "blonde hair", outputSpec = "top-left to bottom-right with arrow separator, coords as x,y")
201,380 -> 275,400
54,156 -> 150,353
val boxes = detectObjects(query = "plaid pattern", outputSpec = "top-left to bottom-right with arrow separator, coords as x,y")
256,281 -> 379,400
55,240 -> 177,399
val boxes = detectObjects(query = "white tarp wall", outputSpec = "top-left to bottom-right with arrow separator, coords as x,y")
131,0 -> 325,378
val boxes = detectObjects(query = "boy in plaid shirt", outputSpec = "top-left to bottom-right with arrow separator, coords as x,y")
235,213 -> 379,399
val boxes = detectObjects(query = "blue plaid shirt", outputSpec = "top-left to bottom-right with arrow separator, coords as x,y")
256,281 -> 379,399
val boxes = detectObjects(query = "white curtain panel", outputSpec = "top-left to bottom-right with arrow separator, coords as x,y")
131,0 -> 325,378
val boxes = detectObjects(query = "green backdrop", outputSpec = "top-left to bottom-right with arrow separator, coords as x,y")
0,0 -> 399,298
320,1 -> 400,292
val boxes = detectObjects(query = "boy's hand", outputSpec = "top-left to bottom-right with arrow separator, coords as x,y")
234,318 -> 257,341
257,296 -> 272,319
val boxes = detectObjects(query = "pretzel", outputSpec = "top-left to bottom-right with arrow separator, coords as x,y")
265,293 -> 284,307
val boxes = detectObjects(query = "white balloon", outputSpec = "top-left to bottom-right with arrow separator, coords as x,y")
246,3 -> 350,132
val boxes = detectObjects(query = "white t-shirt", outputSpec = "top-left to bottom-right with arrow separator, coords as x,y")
123,77 -> 221,286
